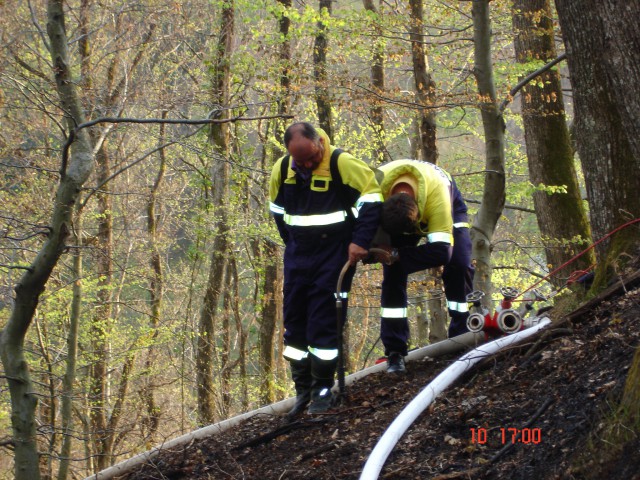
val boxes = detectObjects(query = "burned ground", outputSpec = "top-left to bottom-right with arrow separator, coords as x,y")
117,272 -> 640,480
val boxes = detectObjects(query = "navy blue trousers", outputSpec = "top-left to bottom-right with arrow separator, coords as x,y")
283,236 -> 353,353
380,226 -> 474,354
443,227 -> 474,337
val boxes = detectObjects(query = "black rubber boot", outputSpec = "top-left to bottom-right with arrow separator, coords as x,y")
308,355 -> 338,414
286,357 -> 312,420
386,352 -> 406,374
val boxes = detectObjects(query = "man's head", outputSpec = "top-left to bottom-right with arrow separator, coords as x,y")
284,122 -> 325,172
381,193 -> 419,235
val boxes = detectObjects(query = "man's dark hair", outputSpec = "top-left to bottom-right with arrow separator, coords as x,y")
284,122 -> 320,147
382,194 -> 419,234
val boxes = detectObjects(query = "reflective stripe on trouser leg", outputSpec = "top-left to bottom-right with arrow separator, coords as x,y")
282,238 -> 352,351
283,345 -> 309,361
443,230 -> 473,338
380,262 -> 410,356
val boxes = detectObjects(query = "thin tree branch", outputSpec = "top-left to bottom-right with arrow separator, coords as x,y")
499,53 -> 567,114
60,113 -> 294,177
0,264 -> 35,273
464,198 -> 535,214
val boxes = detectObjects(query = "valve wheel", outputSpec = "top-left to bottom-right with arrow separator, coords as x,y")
532,288 -> 548,301
466,290 -> 485,303
500,286 -> 519,299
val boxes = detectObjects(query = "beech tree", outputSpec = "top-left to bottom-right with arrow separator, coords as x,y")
0,2 -> 95,478
196,0 -> 235,425
511,0 -> 594,285
409,0 -> 438,163
469,0 -> 506,303
554,0 -> 640,451
362,0 -> 387,163
314,0 -> 334,139
554,0 -> 640,283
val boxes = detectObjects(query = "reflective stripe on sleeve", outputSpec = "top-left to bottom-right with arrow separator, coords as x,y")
269,202 -> 285,215
380,307 -> 408,318
447,301 -> 469,313
283,210 -> 347,226
427,232 -> 453,244
354,193 -> 384,218
357,192 -> 384,205
283,345 -> 309,361
453,222 -> 470,229
334,292 -> 348,299
308,346 -> 339,360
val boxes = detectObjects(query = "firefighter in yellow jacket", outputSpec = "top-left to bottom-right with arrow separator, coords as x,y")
269,122 -> 383,416
374,159 -> 473,373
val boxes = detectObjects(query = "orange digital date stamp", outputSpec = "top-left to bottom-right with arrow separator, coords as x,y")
470,427 -> 542,445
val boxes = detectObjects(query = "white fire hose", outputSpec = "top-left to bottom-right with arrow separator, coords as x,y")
359,317 -> 552,480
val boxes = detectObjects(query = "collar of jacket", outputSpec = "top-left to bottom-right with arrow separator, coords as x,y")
310,127 -> 334,178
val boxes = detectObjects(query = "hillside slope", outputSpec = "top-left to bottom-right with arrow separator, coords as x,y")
115,271 -> 640,480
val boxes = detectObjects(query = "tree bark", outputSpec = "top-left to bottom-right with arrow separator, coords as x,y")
555,0 -> 640,284
89,143 -> 114,473
511,0 -> 594,286
140,116 -> 167,440
409,0 -> 438,163
314,0 -> 333,140
363,0 -> 387,164
0,2 -> 95,478
256,0 -> 289,405
555,0 -> 640,449
197,1 -> 234,425
259,241 -> 282,404
57,206 -> 83,480
470,0 -> 506,306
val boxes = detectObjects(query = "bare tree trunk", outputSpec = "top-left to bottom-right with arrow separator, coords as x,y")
102,353 -> 135,463
220,261 -> 233,417
197,1 -> 234,425
351,286 -> 371,366
554,1 -> 640,451
409,0 -> 438,163
555,0 -> 640,285
511,0 -> 594,286
140,116 -> 167,440
427,290 -> 447,343
34,317 -> 56,479
77,4 -> 155,469
314,0 -> 333,139
256,0 -> 289,405
57,206 -> 83,480
0,2 -> 95,478
363,0 -> 386,164
276,0 -> 292,143
229,257 -> 249,410
259,241 -> 282,404
470,0 -> 506,306
89,144 -> 113,473
197,241 -> 228,423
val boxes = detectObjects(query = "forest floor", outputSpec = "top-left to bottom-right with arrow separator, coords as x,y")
117,265 -> 640,480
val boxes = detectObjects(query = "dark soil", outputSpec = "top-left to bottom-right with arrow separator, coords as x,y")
118,272 -> 640,480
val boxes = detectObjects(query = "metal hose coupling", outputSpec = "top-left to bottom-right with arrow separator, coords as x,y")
496,308 -> 523,333
466,312 -> 486,333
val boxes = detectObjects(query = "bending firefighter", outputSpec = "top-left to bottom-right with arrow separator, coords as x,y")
269,122 -> 382,417
373,159 -> 473,373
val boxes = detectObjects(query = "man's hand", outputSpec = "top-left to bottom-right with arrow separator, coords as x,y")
348,243 -> 369,266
